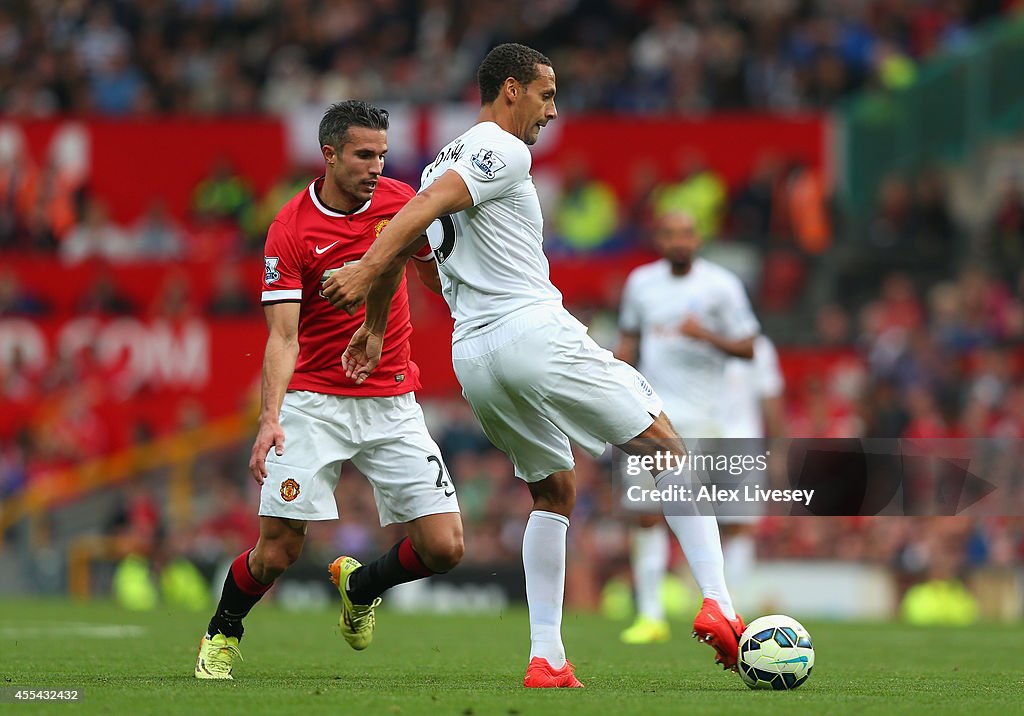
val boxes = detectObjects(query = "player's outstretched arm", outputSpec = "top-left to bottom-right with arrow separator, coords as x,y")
340,233 -> 437,382
412,245 -> 444,296
615,331 -> 640,366
248,302 -> 300,485
340,256 -> 406,383
680,316 -> 756,359
321,170 -> 473,314
342,324 -> 383,385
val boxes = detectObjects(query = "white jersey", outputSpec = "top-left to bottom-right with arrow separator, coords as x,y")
619,257 -> 760,433
420,121 -> 563,343
721,334 -> 785,439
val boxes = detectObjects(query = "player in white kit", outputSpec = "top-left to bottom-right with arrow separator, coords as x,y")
321,44 -> 744,686
722,335 -> 785,443
719,334 -> 786,611
615,213 -> 765,643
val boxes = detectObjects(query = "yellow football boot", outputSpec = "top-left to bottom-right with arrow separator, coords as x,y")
620,616 -> 671,645
195,633 -> 243,680
329,556 -> 382,651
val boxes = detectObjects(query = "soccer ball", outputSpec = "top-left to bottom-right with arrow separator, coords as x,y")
737,615 -> 814,690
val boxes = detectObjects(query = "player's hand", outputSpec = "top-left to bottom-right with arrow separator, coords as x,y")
679,316 -> 708,340
249,418 -> 285,485
342,324 -> 384,384
321,263 -> 373,315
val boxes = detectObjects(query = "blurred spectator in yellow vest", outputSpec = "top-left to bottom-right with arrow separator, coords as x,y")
900,548 -> 979,626
901,577 -> 979,626
191,156 -> 253,224
554,156 -> 620,253
652,153 -> 726,240
241,166 -> 309,249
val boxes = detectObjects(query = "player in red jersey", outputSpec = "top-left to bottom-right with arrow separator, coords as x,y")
195,101 -> 463,680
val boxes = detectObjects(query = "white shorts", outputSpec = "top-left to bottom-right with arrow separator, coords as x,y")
259,391 -> 459,526
452,305 -> 662,482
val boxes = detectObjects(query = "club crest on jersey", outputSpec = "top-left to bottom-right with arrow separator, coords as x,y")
374,219 -> 390,238
264,256 -> 281,284
280,478 -> 300,502
470,148 -> 506,180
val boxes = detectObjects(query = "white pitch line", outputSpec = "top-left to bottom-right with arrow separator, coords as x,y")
0,623 -> 146,638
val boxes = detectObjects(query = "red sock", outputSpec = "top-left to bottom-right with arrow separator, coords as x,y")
231,549 -> 273,596
398,537 -> 435,577
207,549 -> 272,639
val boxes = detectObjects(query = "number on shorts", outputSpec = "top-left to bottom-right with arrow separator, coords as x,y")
427,455 -> 455,497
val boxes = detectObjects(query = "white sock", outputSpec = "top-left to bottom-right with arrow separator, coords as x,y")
523,510 -> 569,668
631,523 -> 668,621
723,531 -> 756,610
655,469 -> 737,621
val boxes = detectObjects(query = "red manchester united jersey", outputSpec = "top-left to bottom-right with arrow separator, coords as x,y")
261,176 -> 433,397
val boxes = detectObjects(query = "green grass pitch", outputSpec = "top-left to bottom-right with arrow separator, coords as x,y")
1,599 -> 1021,714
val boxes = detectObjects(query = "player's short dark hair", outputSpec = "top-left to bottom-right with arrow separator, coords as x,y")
318,100 -> 389,148
477,43 -> 553,105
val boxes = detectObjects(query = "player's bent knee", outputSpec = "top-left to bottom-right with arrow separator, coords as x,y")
531,496 -> 575,515
530,483 -> 576,517
417,532 -> 464,573
255,538 -> 305,578
433,539 -> 465,573
261,550 -> 293,578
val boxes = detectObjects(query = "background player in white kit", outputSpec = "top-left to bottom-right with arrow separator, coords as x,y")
322,44 -> 744,687
615,214 -> 769,642
720,333 -> 786,611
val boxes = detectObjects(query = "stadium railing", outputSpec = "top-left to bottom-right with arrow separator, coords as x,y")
0,412 -> 250,537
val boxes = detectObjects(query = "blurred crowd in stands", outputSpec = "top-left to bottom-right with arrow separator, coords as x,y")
15,412 -> 1016,615
0,0 -> 1018,117
0,151 -> 311,257
3,153 -> 1024,590
4,244 -> 1024,605
2,1 -> 1022,265
2,0 -> 1023,609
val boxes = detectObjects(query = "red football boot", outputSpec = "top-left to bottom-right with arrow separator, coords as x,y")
523,657 -> 584,688
692,598 -> 745,671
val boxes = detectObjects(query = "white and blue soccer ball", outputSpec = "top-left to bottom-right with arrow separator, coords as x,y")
737,615 -> 814,690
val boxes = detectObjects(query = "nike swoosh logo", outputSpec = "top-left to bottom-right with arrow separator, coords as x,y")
315,241 -> 339,254
770,656 -> 809,665
444,490 -> 455,497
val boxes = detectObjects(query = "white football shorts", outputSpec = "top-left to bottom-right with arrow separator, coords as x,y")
452,304 -> 662,482
259,391 -> 459,525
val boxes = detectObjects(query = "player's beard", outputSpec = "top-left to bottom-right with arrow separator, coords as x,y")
668,257 -> 693,275
525,122 -> 544,145
346,179 -> 376,204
